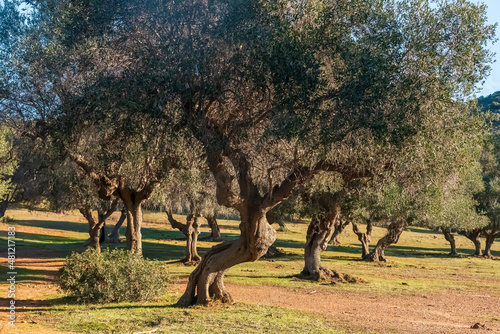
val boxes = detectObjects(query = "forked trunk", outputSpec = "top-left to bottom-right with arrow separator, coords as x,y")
297,212 -> 339,281
167,211 -> 202,263
80,207 -> 103,253
366,220 -> 407,262
330,219 -> 349,245
483,228 -> 499,258
205,214 -> 222,241
464,229 -> 482,256
177,207 -> 275,307
352,219 -> 373,259
82,201 -> 117,251
0,200 -> 8,219
440,226 -> 458,256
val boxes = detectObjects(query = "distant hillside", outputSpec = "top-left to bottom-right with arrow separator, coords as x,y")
477,91 -> 500,113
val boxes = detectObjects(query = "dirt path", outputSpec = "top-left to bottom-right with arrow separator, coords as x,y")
171,281 -> 500,334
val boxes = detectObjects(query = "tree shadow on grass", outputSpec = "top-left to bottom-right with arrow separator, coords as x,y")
11,219 -> 90,234
0,265 -> 51,283
383,245 -> 500,258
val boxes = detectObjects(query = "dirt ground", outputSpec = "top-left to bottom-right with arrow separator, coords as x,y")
1,279 -> 499,334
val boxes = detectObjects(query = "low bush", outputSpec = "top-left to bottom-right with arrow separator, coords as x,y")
57,248 -> 169,303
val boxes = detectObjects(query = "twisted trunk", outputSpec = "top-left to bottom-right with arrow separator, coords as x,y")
177,207 -> 275,306
440,226 -> 458,256
297,215 -> 338,280
80,207 -> 101,252
352,219 -> 373,259
464,229 -> 482,256
205,214 -> 222,241
483,227 -> 499,258
82,200 -> 118,251
330,219 -> 349,245
108,210 -> 126,243
167,211 -> 202,262
366,220 -> 407,262
296,192 -> 343,282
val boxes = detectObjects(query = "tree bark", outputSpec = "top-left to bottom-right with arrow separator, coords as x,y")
440,226 -> 458,257
204,214 -> 222,241
352,219 -> 373,259
68,153 -> 159,254
108,209 -> 126,243
177,207 -> 275,307
483,227 -> 499,258
330,219 -> 349,245
0,200 -> 8,219
464,229 -> 482,256
124,203 -> 143,254
80,207 -> 102,252
296,192 -> 345,282
167,211 -> 202,263
81,200 -> 118,251
366,220 -> 407,262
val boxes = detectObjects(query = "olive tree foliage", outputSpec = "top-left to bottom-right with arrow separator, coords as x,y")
3,0 -> 496,305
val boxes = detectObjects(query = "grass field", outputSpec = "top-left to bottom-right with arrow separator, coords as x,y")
1,207 -> 499,333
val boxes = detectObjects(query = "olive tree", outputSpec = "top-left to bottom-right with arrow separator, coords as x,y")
3,0 -> 495,306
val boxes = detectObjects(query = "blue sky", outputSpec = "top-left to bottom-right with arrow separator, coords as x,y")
475,0 -> 500,97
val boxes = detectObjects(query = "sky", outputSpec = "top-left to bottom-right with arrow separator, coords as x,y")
475,0 -> 500,97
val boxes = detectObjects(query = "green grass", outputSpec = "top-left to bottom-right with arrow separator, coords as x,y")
1,207 -> 499,333
29,294 -> 348,334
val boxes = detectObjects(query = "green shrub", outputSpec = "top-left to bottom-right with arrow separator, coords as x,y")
57,248 -> 169,303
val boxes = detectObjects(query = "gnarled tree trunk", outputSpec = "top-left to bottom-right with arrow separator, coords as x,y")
464,229 -> 482,256
167,211 -> 202,263
296,192 -> 345,282
177,207 -> 275,307
440,226 -> 458,256
366,220 -> 407,262
352,219 -> 373,259
108,209 -> 126,243
330,219 -> 349,245
483,227 -> 499,258
204,214 -> 222,242
82,200 -> 118,251
124,202 -> 143,253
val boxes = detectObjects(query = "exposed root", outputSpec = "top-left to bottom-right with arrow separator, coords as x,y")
294,267 -> 363,284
